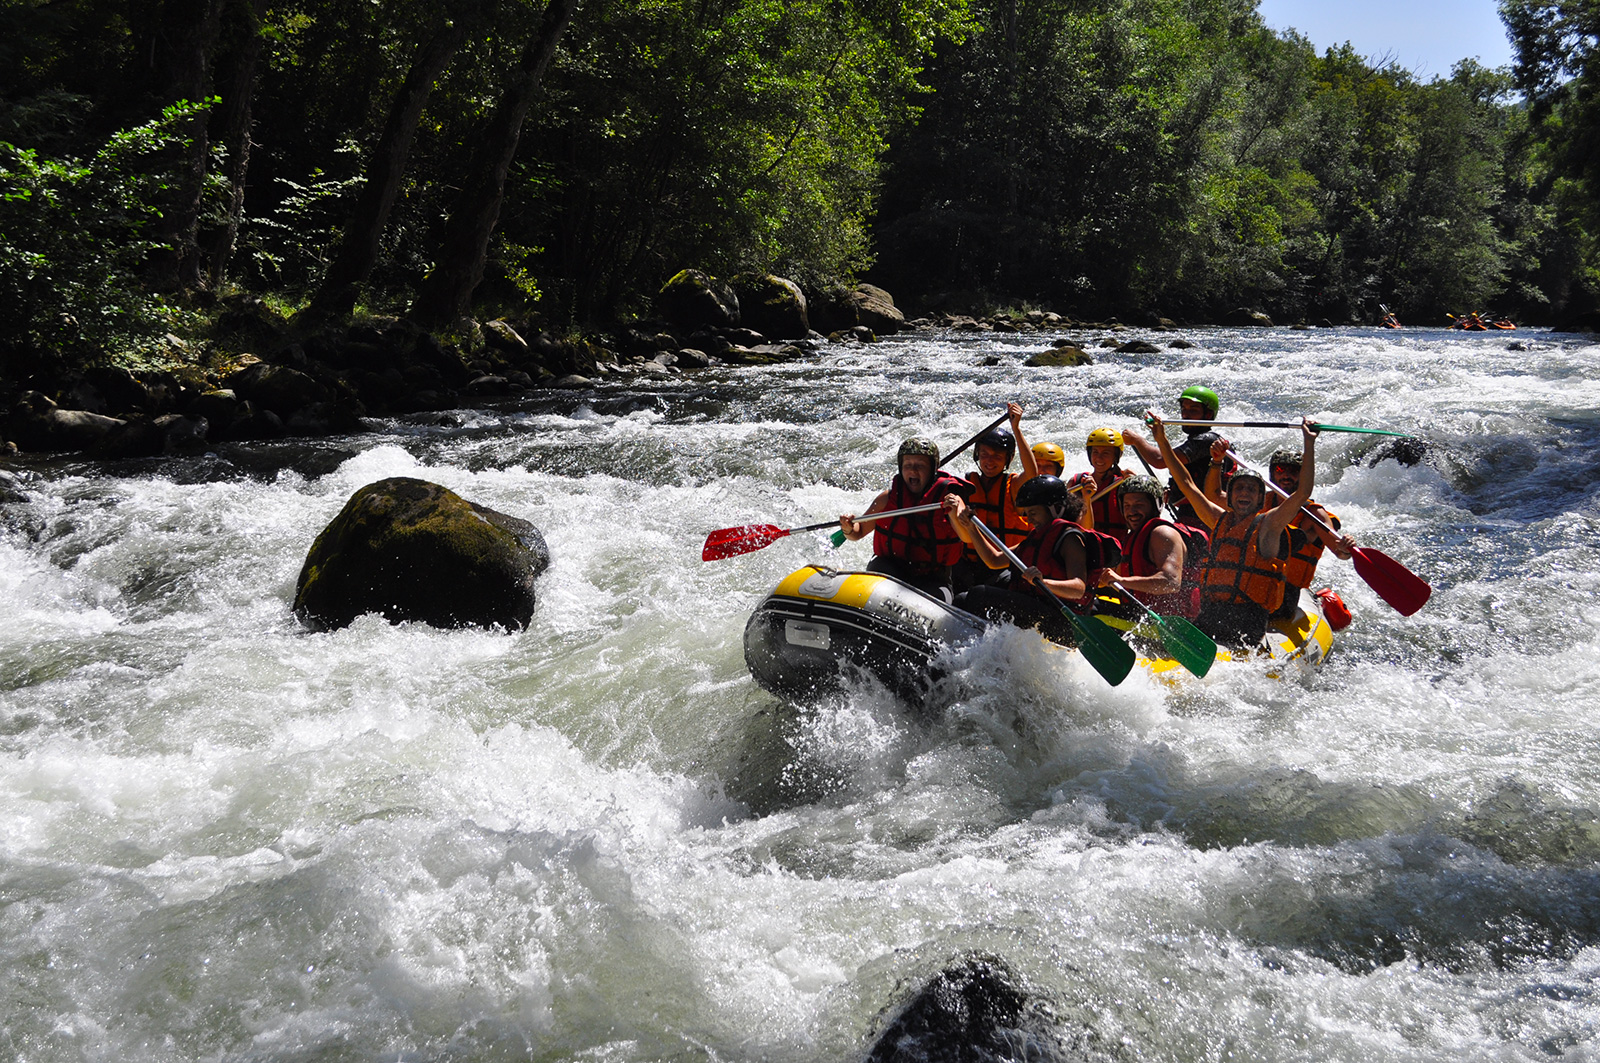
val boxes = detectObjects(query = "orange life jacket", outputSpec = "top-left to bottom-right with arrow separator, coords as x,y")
1283,504 -> 1340,590
1202,511 -> 1286,614
873,472 -> 968,570
963,472 -> 1031,559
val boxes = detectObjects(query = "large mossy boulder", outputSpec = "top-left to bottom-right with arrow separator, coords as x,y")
294,477 -> 550,631
731,272 -> 810,339
657,269 -> 740,331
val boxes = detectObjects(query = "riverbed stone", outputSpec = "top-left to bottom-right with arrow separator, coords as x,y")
1025,346 -> 1092,367
731,273 -> 810,339
657,269 -> 740,330
851,283 -> 906,335
864,956 -> 1068,1063
294,477 -> 550,631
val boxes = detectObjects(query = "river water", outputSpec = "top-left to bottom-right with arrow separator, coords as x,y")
3,326 -> 1600,1061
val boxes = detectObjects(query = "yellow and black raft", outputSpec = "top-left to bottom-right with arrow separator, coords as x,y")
744,565 -> 1334,704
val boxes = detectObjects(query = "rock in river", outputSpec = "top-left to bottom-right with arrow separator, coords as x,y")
294,477 -> 550,631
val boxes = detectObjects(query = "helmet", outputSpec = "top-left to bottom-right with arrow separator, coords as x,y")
897,436 -> 940,469
1085,427 -> 1124,455
1117,474 -> 1164,507
1015,474 -> 1082,521
1031,441 -> 1066,469
1179,385 -> 1220,417
1269,448 -> 1303,474
974,425 -> 1016,464
1226,469 -> 1266,500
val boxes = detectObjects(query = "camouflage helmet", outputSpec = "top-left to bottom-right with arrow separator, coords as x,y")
897,436 -> 940,469
1117,474 -> 1165,507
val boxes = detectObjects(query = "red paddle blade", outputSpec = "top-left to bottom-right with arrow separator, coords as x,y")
1352,547 -> 1432,616
701,524 -> 789,561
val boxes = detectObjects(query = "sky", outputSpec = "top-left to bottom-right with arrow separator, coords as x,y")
1255,0 -> 1515,81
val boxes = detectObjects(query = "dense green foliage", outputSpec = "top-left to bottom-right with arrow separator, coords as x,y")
873,0 -> 1591,322
0,0 -> 1595,390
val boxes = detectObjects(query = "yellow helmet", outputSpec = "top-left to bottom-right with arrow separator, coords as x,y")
1085,427 -> 1123,454
1031,442 -> 1066,468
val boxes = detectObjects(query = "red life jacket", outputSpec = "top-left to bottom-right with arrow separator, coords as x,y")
1067,469 -> 1129,537
872,471 -> 968,570
1015,518 -> 1122,608
1118,517 -> 1201,618
963,471 -> 1031,559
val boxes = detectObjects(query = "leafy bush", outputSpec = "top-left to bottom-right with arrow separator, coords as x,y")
0,100 -> 209,385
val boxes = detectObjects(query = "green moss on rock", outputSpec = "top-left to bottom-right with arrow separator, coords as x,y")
294,477 -> 550,631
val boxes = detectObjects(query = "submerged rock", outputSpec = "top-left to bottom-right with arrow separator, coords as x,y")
1025,345 -> 1092,367
294,477 -> 550,631
864,956 -> 1071,1063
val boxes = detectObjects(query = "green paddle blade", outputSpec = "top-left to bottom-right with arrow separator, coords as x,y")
828,529 -> 847,548
1065,611 -> 1136,686
1153,614 -> 1217,678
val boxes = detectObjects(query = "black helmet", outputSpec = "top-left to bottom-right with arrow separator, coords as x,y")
1015,474 -> 1082,521
974,425 -> 1016,464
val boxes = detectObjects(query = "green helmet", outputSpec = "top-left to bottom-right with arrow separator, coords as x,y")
1179,385 -> 1219,417
897,436 -> 940,469
1117,474 -> 1164,506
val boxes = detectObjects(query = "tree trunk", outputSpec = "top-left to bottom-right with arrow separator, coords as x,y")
145,0 -> 227,292
309,11 -> 474,317
409,0 -> 581,327
208,0 -> 269,289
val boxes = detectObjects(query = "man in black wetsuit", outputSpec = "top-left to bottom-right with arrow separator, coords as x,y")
1121,384 -> 1221,527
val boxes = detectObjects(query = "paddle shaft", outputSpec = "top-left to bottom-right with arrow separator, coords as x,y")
836,502 -> 944,533
940,411 -> 1011,469
1160,419 -> 1413,438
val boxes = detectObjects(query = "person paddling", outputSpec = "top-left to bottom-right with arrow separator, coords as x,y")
1065,428 -> 1131,538
839,437 -> 973,602
1122,385 -> 1221,526
1095,474 -> 1196,619
1265,448 -> 1355,619
944,476 -> 1113,645
953,402 -> 1039,593
1153,413 -> 1318,649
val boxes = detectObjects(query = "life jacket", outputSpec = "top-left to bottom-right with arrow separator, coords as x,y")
1283,504 -> 1340,590
872,472 -> 968,570
1201,511 -> 1286,614
1015,518 -> 1123,609
1068,469 -> 1129,537
1117,517 -> 1203,617
963,471 -> 1031,558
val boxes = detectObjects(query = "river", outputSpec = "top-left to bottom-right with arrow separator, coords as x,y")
3,325 -> 1599,1061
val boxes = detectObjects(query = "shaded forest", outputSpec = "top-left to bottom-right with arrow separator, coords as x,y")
1,0 -> 1597,391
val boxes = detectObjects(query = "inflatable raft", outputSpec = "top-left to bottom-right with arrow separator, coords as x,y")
744,565 -> 1335,703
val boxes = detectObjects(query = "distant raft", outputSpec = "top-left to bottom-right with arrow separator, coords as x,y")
743,565 -> 1334,705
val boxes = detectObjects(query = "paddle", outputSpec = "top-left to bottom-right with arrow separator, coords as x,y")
1226,449 -> 1432,617
968,517 -> 1135,687
827,409 -> 1012,547
703,503 -> 944,561
1104,577 -> 1215,678
1159,419 -> 1415,439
